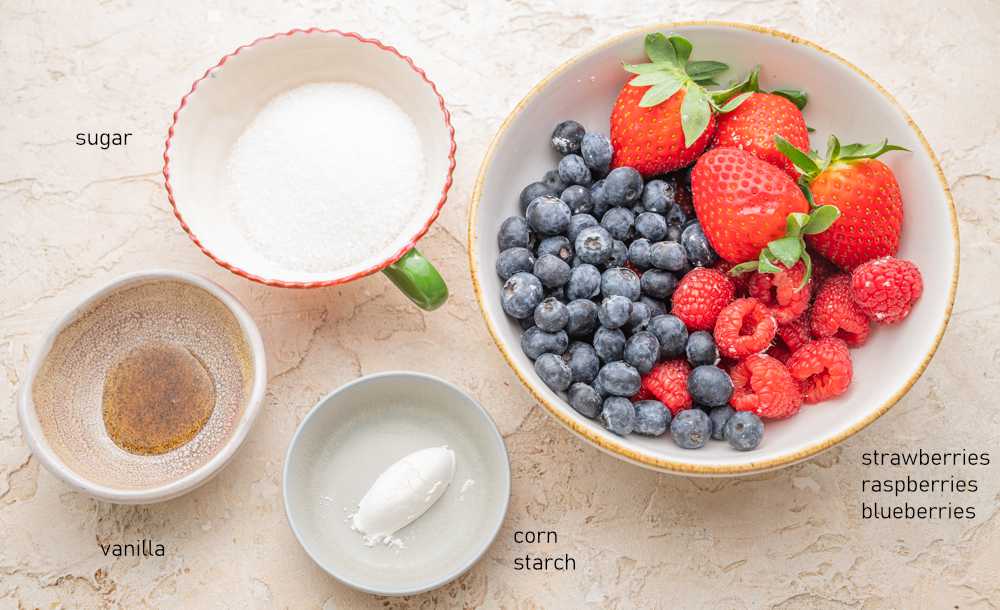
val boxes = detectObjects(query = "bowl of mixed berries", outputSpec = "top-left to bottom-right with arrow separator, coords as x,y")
469,23 -> 957,475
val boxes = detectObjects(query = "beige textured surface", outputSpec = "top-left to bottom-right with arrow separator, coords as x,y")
1,1 -> 998,608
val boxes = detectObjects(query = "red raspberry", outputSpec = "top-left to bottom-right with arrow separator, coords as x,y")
786,338 -> 853,404
730,354 -> 802,419
671,267 -> 735,331
776,314 -> 812,353
850,256 -> 923,324
767,342 -> 791,364
640,360 -> 692,415
810,253 -> 839,286
714,260 -> 750,296
714,298 -> 778,359
748,261 -> 811,324
811,275 -> 871,347
631,385 -> 654,402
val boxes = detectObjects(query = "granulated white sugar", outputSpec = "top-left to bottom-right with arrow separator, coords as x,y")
224,83 -> 426,273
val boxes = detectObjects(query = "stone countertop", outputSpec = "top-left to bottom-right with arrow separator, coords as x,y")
1,1 -> 998,608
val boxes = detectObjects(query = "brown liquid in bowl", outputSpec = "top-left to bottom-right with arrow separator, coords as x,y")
102,343 -> 216,455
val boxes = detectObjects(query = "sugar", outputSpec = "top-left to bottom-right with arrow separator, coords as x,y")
224,83 -> 426,273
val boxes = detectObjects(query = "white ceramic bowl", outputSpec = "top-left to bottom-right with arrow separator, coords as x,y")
283,372 -> 510,596
18,270 -> 268,503
164,28 -> 456,295
469,22 -> 958,476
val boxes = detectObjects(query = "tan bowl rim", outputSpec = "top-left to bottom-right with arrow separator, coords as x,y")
17,270 -> 269,502
467,20 -> 960,476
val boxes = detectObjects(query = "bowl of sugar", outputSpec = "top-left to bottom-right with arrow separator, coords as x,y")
164,29 -> 455,310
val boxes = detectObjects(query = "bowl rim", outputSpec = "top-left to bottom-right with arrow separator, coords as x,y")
467,20 -> 960,476
162,28 -> 457,289
16,269 -> 269,503
281,370 -> 511,596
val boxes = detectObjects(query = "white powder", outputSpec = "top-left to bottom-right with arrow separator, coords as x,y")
224,83 -> 426,273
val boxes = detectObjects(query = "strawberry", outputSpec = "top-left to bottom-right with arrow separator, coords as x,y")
776,135 -> 907,270
712,67 -> 810,178
610,33 -> 739,176
691,147 -> 839,273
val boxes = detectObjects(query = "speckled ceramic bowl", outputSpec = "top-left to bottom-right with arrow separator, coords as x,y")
469,22 -> 958,476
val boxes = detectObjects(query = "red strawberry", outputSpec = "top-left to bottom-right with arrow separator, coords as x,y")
610,33 -> 739,176
691,147 -> 810,263
777,135 -> 907,270
713,69 -> 810,178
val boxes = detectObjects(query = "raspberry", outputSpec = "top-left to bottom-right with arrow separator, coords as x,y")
767,342 -> 791,364
811,275 -> 871,347
671,267 -> 735,331
714,298 -> 778,359
850,256 -> 923,324
730,354 -> 802,419
631,385 -> 654,402
714,260 -> 750,296
640,359 -> 692,414
776,315 -> 812,353
810,253 -> 839,286
748,261 -> 811,324
786,338 -> 853,404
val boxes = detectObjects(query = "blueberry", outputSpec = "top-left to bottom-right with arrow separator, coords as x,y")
551,120 -> 585,155
526,195 -> 571,236
519,181 -> 555,214
600,207 -> 634,241
686,331 -> 719,367
670,409 -> 712,449
546,285 -> 567,302
542,169 -> 569,193
649,241 -> 687,272
600,267 -> 641,301
596,361 -> 641,397
725,411 -> 764,451
496,247 -> 535,280
604,167 -> 644,207
642,179 -> 675,213
568,383 -> 602,419
537,236 -> 573,263
600,397 -> 635,435
580,132 -> 613,174
628,238 -> 653,270
627,301 -> 652,333
566,299 -> 599,337
519,316 -> 536,331
593,327 -> 626,363
558,154 -> 593,187
709,405 -> 734,441
567,214 -> 599,244
501,272 -> 544,319
533,254 -> 571,289
565,342 -> 600,384
624,331 -> 660,374
560,184 -> 592,214
648,314 -> 688,359
634,400 -> 670,436
640,296 -> 667,318
520,326 -> 569,360
687,365 -> 733,408
563,265 -> 598,301
589,179 -> 610,219
591,374 -> 608,397
574,226 -> 613,265
635,212 -> 668,241
640,269 -> 677,300
498,216 -> 532,251
535,353 -> 572,392
609,240 -> 628,267
665,203 -> 687,227
598,295 -> 632,329
665,224 -> 683,242
681,222 -> 718,267
534,297 -> 569,332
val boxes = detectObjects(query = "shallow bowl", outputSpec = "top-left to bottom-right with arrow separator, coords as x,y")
469,22 -> 958,476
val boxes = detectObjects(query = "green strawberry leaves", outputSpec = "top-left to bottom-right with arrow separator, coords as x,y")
776,134 -> 910,183
728,206 -> 840,288
709,65 -> 809,113
623,33 -> 734,148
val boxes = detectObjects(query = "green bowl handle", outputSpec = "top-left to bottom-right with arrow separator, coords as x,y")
382,248 -> 448,311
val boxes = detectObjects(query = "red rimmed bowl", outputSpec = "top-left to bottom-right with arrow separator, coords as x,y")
164,29 -> 455,310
